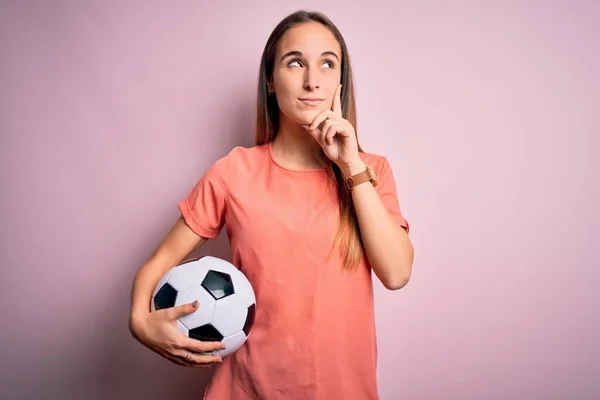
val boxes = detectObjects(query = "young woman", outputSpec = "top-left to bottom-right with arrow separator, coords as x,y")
129,10 -> 414,400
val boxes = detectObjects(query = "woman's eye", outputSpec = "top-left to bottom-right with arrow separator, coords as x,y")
287,59 -> 335,68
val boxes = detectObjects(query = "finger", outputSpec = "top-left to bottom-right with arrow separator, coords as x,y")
324,125 -> 336,146
323,123 -> 344,146
180,336 -> 227,354
168,300 -> 199,319
332,84 -> 342,117
166,354 -> 189,367
173,349 -> 223,367
320,119 -> 332,135
156,350 -> 189,367
309,109 -> 333,131
309,121 -> 327,147
321,120 -> 336,146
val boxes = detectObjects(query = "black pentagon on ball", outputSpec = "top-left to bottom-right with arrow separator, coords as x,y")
154,282 -> 178,310
189,324 -> 224,342
243,303 -> 256,336
201,270 -> 234,300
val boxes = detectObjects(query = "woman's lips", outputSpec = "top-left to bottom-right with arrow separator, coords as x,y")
299,98 -> 325,106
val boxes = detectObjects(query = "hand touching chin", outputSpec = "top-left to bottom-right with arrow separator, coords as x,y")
296,108 -> 326,127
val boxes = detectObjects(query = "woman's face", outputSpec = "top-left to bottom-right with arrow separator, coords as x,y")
271,21 -> 342,126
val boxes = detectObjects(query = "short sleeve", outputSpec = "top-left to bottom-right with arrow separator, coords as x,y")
375,157 -> 410,233
177,155 -> 231,240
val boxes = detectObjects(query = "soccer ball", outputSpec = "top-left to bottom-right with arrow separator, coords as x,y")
151,256 -> 256,358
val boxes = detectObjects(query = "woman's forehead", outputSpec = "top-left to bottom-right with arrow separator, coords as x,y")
277,22 -> 341,59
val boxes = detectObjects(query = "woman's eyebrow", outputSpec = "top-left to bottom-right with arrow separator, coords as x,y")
280,50 -> 340,62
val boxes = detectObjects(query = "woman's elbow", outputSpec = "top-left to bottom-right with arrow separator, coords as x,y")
382,266 -> 412,290
383,274 -> 411,290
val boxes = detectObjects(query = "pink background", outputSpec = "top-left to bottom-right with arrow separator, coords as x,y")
1,1 -> 599,399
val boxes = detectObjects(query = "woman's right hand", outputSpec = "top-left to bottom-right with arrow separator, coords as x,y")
129,300 -> 226,368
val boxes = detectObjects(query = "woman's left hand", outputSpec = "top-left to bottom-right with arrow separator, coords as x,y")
303,84 -> 362,169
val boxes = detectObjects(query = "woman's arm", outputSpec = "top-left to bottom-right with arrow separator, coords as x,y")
344,162 -> 414,290
129,216 -> 208,329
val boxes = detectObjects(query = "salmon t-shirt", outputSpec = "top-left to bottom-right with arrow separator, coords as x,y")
178,142 -> 409,400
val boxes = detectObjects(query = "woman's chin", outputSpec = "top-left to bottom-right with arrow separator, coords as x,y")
291,109 -> 323,126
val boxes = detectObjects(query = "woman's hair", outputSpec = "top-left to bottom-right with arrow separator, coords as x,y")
255,10 -> 364,271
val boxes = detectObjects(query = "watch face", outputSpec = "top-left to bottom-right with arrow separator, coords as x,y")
345,176 -> 354,190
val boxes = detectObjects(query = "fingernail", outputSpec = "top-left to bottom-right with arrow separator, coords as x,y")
192,300 -> 198,308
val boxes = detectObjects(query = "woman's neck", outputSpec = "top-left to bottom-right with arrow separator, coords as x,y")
270,114 -> 329,171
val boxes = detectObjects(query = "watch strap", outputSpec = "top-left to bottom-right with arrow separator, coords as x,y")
345,166 -> 377,190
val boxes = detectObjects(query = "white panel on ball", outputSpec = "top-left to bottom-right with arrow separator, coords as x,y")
213,331 -> 248,358
167,259 -> 210,291
211,294 -> 248,338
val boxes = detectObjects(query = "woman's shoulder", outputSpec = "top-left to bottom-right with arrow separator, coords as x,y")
229,143 -> 269,159
217,144 -> 268,168
207,144 -> 268,179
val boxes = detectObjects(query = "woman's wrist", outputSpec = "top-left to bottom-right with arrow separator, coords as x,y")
340,159 -> 366,177
129,308 -> 149,331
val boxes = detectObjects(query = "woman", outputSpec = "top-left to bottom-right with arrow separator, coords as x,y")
129,10 -> 414,400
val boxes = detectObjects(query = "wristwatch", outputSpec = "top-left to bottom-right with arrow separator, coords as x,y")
345,165 -> 377,191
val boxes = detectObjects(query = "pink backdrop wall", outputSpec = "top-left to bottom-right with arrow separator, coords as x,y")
1,1 -> 598,399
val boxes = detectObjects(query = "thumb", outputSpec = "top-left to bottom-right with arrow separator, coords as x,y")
170,300 -> 199,319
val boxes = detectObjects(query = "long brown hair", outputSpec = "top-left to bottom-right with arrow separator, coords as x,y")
255,10 -> 364,271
